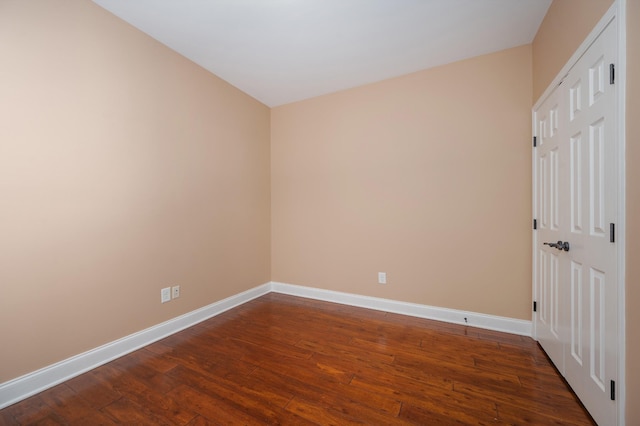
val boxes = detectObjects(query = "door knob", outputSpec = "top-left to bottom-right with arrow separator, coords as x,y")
544,240 -> 570,252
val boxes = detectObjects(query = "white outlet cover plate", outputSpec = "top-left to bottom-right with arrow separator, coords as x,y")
161,287 -> 171,303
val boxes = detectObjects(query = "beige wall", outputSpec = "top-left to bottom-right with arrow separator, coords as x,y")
0,0 -> 271,383
532,0 -> 614,101
533,0 -> 639,422
272,46 -> 533,320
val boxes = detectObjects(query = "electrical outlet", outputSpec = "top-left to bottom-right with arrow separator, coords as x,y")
172,285 -> 180,299
378,272 -> 387,284
161,287 -> 171,303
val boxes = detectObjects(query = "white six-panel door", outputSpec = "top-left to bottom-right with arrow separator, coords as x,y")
534,18 -> 618,426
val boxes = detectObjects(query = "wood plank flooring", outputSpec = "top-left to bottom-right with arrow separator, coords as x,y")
0,293 -> 595,425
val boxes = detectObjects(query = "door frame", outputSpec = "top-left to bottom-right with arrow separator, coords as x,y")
531,1 -> 626,423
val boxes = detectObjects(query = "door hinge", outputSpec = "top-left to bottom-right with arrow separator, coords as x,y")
533,136 -> 537,148
610,63 -> 615,84
533,301 -> 537,312
610,223 -> 615,243
611,380 -> 616,400
533,219 -> 537,230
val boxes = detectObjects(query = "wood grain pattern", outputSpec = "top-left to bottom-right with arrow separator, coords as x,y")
0,293 -> 595,425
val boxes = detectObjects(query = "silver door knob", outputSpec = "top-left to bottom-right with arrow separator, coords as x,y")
544,241 -> 570,252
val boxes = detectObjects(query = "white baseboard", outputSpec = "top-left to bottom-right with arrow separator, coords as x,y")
1,280 -> 532,410
0,283 -> 271,410
270,281 -> 532,337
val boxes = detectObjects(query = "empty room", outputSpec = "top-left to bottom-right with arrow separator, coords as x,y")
1,0 -> 638,424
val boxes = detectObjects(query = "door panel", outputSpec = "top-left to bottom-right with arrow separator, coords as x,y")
562,20 -> 617,426
570,133 -> 583,233
570,260 -> 583,365
534,86 -> 566,371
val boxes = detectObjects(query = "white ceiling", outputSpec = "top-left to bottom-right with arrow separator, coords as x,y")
92,0 -> 552,107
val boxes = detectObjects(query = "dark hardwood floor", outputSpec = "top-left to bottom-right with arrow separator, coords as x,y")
0,293 -> 595,425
